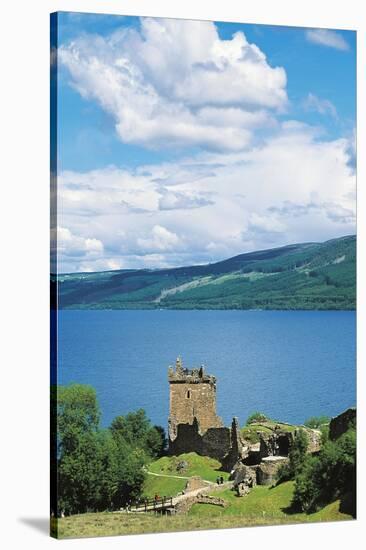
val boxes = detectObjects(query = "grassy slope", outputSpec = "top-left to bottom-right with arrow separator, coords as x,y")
55,235 -> 356,310
143,453 -> 229,498
55,482 -> 352,539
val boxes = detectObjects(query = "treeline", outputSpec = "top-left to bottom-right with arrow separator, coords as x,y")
277,420 -> 356,516
51,384 -> 166,516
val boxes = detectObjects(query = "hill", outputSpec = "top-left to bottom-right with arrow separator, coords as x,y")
54,235 -> 356,310
55,481 -> 351,538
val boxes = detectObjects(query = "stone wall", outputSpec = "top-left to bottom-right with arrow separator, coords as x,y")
168,419 -> 232,462
257,457 -> 288,485
329,408 -> 356,441
221,417 -> 247,471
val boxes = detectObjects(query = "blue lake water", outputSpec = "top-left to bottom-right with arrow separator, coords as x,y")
57,310 -> 356,429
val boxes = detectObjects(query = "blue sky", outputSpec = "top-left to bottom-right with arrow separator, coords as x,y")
54,13 -> 356,273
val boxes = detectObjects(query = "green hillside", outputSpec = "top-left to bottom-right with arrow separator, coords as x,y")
54,235 -> 356,310
55,481 -> 351,539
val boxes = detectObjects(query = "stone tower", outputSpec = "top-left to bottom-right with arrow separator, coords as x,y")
168,357 -> 223,445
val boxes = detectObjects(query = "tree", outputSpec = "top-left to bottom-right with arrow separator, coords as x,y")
291,426 -> 356,514
146,425 -> 167,458
56,385 -> 149,514
57,385 -> 102,514
277,429 -> 309,483
304,416 -> 330,429
110,409 -> 150,448
110,410 -> 167,458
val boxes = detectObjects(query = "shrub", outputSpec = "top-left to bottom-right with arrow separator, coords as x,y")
291,426 -> 356,513
277,429 -> 309,484
304,416 -> 330,429
246,412 -> 270,425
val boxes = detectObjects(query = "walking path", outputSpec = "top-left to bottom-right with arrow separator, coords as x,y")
145,470 -> 212,484
127,478 -> 234,513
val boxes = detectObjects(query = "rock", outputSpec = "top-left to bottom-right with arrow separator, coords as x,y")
257,456 -> 288,485
176,460 -> 188,472
230,463 -> 257,497
196,495 -> 228,507
329,408 -> 356,441
303,427 -> 322,453
259,431 -> 294,459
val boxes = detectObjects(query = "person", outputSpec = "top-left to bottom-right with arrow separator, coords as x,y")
216,476 -> 220,485
220,476 -> 224,484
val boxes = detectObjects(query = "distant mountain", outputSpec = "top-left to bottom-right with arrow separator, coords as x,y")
54,235 -> 356,310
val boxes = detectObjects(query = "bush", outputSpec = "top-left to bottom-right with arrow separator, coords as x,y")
291,426 -> 356,513
246,412 -> 270,425
304,416 -> 330,429
277,429 -> 309,483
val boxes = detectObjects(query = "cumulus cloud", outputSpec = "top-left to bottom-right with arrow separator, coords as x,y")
57,126 -> 356,272
306,29 -> 349,51
58,17 -> 287,151
304,93 -> 338,119
137,225 -> 182,253
57,226 -> 104,257
55,18 -> 355,273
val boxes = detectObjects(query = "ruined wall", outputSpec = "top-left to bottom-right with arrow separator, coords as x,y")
168,419 -> 231,462
329,407 -> 356,441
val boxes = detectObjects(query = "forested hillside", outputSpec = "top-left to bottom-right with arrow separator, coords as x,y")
54,235 -> 356,310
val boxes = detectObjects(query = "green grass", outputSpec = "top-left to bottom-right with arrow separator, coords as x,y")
55,482 -> 352,539
149,453 -> 228,481
188,482 -> 350,523
142,452 -> 228,499
143,474 -> 186,499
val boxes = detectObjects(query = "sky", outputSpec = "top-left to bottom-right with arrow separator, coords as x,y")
53,12 -> 356,273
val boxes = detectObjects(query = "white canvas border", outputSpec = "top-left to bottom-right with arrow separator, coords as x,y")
0,1 -> 364,549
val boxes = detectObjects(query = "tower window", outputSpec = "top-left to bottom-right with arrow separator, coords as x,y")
186,390 -> 191,399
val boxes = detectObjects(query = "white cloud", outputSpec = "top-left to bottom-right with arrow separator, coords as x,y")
57,126 -> 355,272
304,93 -> 338,119
57,226 -> 104,257
248,213 -> 286,234
306,29 -> 349,51
137,225 -> 181,253
158,189 -> 214,211
59,18 -> 287,151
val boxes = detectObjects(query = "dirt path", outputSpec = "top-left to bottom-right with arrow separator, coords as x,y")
145,470 -> 212,484
146,470 -> 190,480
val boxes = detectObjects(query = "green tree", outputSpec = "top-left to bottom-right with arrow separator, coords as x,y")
110,410 -> 166,458
56,385 -> 150,514
277,429 -> 309,483
110,433 -> 146,507
291,426 -> 356,514
57,385 -> 102,514
304,416 -> 330,429
110,409 -> 150,448
146,425 -> 167,458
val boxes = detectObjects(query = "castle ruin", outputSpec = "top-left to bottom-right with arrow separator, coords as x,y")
167,357 -> 322,478
168,357 -> 244,469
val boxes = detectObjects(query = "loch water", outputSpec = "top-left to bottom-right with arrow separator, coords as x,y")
57,310 -> 356,429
